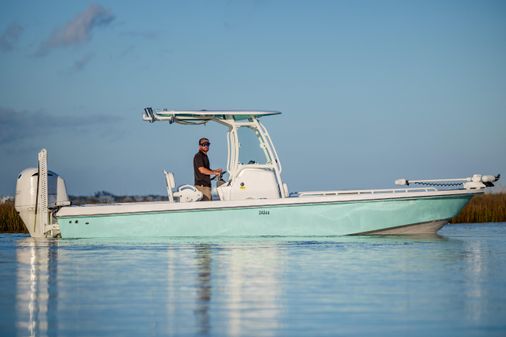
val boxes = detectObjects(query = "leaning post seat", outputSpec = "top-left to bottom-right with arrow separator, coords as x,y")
163,170 -> 175,202
163,170 -> 203,203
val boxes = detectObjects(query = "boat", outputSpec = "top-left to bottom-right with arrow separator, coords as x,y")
14,109 -> 500,238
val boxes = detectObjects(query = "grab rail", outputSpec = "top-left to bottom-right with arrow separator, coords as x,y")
296,187 -> 438,197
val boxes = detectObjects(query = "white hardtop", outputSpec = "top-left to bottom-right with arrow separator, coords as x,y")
143,108 -> 281,123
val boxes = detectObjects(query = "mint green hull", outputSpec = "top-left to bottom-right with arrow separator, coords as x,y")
57,195 -> 472,239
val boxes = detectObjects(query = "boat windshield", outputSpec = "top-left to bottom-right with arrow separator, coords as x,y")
237,126 -> 270,164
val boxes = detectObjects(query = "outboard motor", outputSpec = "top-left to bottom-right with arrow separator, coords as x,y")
15,149 -> 69,238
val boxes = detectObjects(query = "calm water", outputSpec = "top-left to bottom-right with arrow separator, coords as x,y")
1,223 -> 505,337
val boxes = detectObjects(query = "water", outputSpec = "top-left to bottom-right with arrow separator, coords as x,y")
1,223 -> 505,337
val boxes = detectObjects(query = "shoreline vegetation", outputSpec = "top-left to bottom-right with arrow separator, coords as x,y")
1,192 -> 505,234
449,193 -> 506,224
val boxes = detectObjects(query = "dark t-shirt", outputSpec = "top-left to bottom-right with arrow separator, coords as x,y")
194,151 -> 211,187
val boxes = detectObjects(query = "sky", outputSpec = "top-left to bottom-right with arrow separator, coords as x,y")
0,0 -> 505,196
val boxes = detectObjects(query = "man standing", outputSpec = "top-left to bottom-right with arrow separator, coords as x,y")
194,137 -> 222,201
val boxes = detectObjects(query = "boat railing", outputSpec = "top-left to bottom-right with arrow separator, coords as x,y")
295,187 -> 438,197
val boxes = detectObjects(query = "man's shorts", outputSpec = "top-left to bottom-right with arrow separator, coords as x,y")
195,185 -> 212,201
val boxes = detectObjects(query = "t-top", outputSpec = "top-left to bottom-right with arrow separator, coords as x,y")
194,151 -> 211,187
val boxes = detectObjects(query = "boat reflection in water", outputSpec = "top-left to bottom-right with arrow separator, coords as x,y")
11,231 -> 500,337
14,237 -> 285,336
15,239 -> 58,337
165,241 -> 282,336
221,244 -> 281,336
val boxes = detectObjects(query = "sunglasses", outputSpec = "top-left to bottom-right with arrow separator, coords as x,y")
200,143 -> 210,147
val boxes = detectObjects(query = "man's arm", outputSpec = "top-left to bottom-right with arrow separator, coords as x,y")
198,167 -> 222,176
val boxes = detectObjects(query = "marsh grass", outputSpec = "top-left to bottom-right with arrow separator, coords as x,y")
0,200 -> 28,233
450,193 -> 506,224
1,193 -> 505,233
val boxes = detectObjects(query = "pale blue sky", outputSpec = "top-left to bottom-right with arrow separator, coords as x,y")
1,0 -> 505,196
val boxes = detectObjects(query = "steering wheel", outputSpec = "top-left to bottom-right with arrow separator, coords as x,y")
211,170 -> 227,181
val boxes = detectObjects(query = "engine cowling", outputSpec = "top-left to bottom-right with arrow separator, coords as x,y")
15,168 -> 69,236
